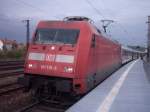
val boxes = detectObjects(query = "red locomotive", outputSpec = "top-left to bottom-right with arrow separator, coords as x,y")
19,16 -> 137,97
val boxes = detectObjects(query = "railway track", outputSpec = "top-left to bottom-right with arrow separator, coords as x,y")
0,70 -> 23,78
0,60 -> 24,71
16,101 -> 68,112
0,65 -> 24,71
0,60 -> 25,96
19,103 -> 65,112
16,95 -> 76,112
0,60 -> 73,112
0,60 -> 24,64
0,60 -> 24,78
0,83 -> 25,96
0,72 -> 24,97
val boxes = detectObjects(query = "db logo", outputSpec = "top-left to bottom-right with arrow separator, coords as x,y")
45,54 -> 55,61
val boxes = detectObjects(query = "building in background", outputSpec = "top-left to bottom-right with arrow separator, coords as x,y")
18,43 -> 25,50
0,38 -> 25,51
0,40 -> 3,50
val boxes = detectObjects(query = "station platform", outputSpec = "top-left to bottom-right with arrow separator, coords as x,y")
66,59 -> 150,112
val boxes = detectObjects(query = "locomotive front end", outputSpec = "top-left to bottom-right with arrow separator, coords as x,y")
26,28 -> 79,78
19,21 -> 84,96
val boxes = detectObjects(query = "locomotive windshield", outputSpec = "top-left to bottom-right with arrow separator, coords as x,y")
34,28 -> 80,44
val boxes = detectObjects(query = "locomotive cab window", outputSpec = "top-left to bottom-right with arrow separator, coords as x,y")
34,28 -> 80,45
34,29 -> 56,43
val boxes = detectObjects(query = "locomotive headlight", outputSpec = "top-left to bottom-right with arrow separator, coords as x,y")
28,64 -> 33,68
64,67 -> 73,73
28,63 -> 37,69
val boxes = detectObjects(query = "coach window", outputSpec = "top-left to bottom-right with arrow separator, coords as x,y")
91,34 -> 96,48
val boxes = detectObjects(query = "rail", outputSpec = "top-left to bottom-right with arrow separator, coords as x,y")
0,83 -> 25,96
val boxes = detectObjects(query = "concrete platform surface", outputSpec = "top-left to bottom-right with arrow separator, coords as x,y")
66,60 -> 150,112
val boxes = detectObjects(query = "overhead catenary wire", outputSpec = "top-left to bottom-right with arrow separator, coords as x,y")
13,0 -> 60,19
0,17 -> 21,25
84,0 -> 106,19
4,0 -> 136,45
84,0 -> 116,34
115,22 -> 136,42
86,0 -> 136,44
0,13 -> 13,22
14,0 -> 46,14
13,0 -> 135,41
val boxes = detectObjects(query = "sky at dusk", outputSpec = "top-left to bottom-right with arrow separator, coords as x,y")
0,0 -> 150,47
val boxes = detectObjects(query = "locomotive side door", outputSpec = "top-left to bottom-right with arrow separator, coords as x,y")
91,34 -> 97,85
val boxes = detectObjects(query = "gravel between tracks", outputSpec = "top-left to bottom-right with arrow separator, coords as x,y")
0,90 -> 33,112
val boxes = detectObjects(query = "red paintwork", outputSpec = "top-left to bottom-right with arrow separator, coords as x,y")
25,20 -> 122,94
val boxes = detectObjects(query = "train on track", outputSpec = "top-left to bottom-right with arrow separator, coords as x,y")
19,16 -> 143,98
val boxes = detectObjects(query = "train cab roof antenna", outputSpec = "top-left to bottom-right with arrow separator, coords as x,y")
101,19 -> 114,33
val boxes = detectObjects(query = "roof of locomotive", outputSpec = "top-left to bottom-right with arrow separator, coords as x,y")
37,20 -> 91,28
37,20 -> 120,46
37,16 -> 94,27
63,16 -> 93,23
37,16 -> 121,46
